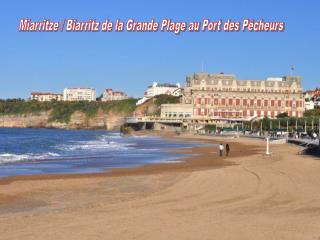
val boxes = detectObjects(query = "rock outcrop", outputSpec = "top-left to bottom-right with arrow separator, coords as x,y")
0,110 -> 128,130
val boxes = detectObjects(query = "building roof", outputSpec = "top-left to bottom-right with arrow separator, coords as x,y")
64,88 -> 95,90
113,91 -> 126,95
31,92 -> 62,95
147,83 -> 178,88
104,88 -> 128,96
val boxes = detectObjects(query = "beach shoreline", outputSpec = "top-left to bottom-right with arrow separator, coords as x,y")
0,132 -> 257,186
1,132 -> 320,240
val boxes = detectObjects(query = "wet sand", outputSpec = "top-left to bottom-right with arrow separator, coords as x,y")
1,134 -> 320,240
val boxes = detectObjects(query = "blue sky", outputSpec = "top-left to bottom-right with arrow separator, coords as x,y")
1,0 -> 319,99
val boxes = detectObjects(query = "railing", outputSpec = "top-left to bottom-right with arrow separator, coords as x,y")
126,116 -> 183,123
126,115 -> 256,124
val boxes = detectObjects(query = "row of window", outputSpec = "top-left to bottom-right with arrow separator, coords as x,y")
194,98 -> 304,108
197,109 -> 302,118
163,113 -> 192,118
189,87 -> 300,94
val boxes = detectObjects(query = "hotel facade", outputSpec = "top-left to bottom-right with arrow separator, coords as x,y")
183,72 -> 304,119
162,72 -> 304,120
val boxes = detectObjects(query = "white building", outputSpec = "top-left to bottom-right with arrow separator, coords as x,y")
63,88 -> 96,101
305,100 -> 315,110
31,92 -> 62,102
101,89 -> 129,101
314,93 -> 320,107
136,82 -> 182,105
161,104 -> 193,118
145,82 -> 181,98
304,89 -> 320,110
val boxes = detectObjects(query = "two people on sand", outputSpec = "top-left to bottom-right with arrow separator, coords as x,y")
219,143 -> 230,157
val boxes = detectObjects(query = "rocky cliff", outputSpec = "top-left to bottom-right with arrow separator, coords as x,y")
0,110 -> 128,130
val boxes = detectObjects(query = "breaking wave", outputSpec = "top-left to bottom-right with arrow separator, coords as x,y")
0,152 -> 60,164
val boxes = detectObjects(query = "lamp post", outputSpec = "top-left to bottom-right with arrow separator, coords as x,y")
266,137 -> 271,156
304,119 -> 307,133
286,119 -> 289,141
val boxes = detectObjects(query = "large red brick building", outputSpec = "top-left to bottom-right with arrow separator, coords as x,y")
183,72 -> 304,119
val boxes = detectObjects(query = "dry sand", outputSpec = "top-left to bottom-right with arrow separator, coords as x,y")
0,135 -> 320,240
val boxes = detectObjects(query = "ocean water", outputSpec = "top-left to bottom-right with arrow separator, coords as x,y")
0,128 -> 202,178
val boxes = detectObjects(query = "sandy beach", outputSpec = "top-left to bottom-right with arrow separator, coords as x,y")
1,134 -> 320,240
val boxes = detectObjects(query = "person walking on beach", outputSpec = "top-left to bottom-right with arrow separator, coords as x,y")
226,144 -> 230,156
219,143 -> 224,157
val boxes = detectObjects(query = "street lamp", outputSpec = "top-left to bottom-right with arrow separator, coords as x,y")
286,119 -> 289,141
266,136 -> 271,156
304,119 -> 307,133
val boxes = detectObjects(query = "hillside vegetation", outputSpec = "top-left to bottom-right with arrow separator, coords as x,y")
0,99 -> 138,123
0,95 -> 180,123
153,94 -> 181,105
304,108 -> 320,117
